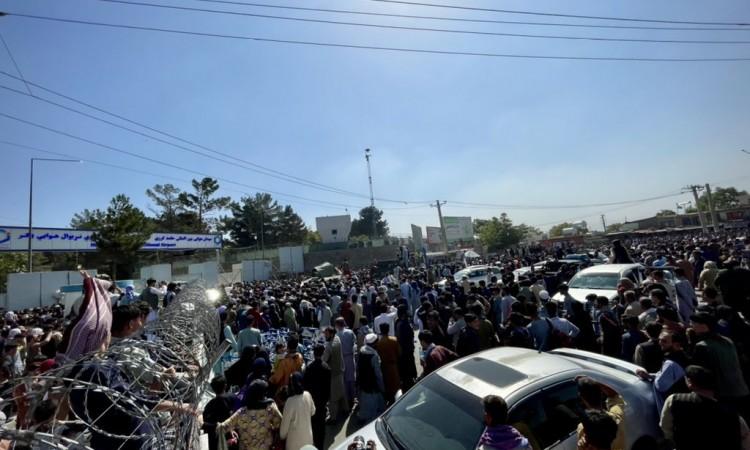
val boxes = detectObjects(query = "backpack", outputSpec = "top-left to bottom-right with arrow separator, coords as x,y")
545,318 -> 573,350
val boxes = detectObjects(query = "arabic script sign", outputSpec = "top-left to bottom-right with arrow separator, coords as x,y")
0,226 -> 222,252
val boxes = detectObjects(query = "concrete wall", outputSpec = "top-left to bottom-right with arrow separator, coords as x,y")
278,246 -> 305,273
304,245 -> 399,271
7,270 -> 97,311
139,264 -> 172,282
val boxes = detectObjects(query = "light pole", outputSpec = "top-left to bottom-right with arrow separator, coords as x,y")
28,158 -> 81,271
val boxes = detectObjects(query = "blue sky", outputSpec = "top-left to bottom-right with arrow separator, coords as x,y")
1,0 -> 749,236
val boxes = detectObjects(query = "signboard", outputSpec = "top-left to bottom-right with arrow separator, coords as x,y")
142,233 -> 222,250
426,226 -> 442,245
443,216 -> 474,242
0,226 -> 222,252
411,224 -> 424,250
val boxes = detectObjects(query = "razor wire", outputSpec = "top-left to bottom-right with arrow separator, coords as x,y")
0,283 -> 224,449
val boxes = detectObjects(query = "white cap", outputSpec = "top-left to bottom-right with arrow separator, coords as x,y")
30,328 -> 43,338
539,290 -> 550,300
7,328 -> 21,339
365,333 -> 378,345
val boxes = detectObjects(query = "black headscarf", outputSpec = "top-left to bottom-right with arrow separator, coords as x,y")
244,379 -> 273,410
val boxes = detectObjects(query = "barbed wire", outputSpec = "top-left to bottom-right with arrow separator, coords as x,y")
0,283 -> 223,449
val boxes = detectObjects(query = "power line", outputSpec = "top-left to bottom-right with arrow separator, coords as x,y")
191,0 -> 750,32
5,12 -> 750,62
445,191 -> 684,209
0,32 -> 32,95
0,140 -> 355,212
100,0 -> 750,45
0,70 -> 420,205
0,111 -> 368,209
371,0 -> 750,27
0,79 -> 383,201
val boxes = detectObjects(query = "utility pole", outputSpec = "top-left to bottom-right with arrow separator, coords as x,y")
686,185 -> 708,234
705,184 -> 720,232
600,214 -> 607,233
365,148 -> 376,239
431,200 -> 449,252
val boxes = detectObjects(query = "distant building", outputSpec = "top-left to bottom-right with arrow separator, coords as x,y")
315,215 -> 352,244
615,206 -> 750,232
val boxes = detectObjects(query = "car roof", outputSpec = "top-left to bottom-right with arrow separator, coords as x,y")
435,347 -> 645,401
436,348 -> 582,399
575,263 -> 642,275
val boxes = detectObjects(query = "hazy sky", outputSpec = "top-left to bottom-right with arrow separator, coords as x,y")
1,0 -> 749,236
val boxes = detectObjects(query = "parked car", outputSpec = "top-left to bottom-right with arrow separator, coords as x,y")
438,265 -> 503,287
334,347 -> 660,450
551,263 -> 644,303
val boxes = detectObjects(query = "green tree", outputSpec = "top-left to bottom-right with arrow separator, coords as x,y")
477,213 -> 527,251
304,230 -> 322,245
178,177 -> 231,232
222,193 -> 308,247
89,194 -> 153,278
655,209 -> 677,216
275,205 -> 308,244
0,253 -> 29,291
350,206 -> 389,238
605,223 -> 624,233
146,183 -> 198,232
697,187 -> 748,210
548,222 -> 574,238
71,208 -> 105,230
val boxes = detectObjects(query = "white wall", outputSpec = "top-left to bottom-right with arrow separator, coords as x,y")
278,246 -> 305,273
240,260 -> 272,282
188,262 -> 219,287
7,270 -> 97,311
315,215 -> 352,243
140,264 -> 172,282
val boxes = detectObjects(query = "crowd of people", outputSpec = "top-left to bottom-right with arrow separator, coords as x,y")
0,229 -> 747,450
202,229 -> 749,450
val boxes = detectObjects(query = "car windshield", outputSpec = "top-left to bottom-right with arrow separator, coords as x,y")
568,272 -> 620,289
381,375 -> 484,450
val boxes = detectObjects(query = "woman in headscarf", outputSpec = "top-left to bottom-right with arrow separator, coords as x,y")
225,346 -> 257,390
279,372 -> 315,450
610,240 -> 634,264
218,379 -> 282,450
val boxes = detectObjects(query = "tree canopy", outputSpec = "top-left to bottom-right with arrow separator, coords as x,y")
476,213 -> 535,251
178,177 -> 231,232
697,186 -> 748,210
222,193 -> 308,247
76,194 -> 153,278
655,209 -> 677,217
350,206 -> 389,238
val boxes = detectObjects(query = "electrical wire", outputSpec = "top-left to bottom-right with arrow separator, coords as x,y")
0,32 -> 32,95
444,192 -> 684,210
0,80 -> 390,203
0,70 -> 421,205
100,0 -> 750,45
371,0 -> 750,27
0,111 -> 366,209
190,0 -> 750,32
5,12 -> 750,62
0,140 -> 361,213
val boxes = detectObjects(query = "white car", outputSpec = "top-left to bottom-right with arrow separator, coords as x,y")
438,265 -> 503,287
334,347 -> 660,450
551,263 -> 644,304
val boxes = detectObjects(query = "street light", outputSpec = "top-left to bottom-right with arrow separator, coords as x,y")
28,158 -> 81,271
